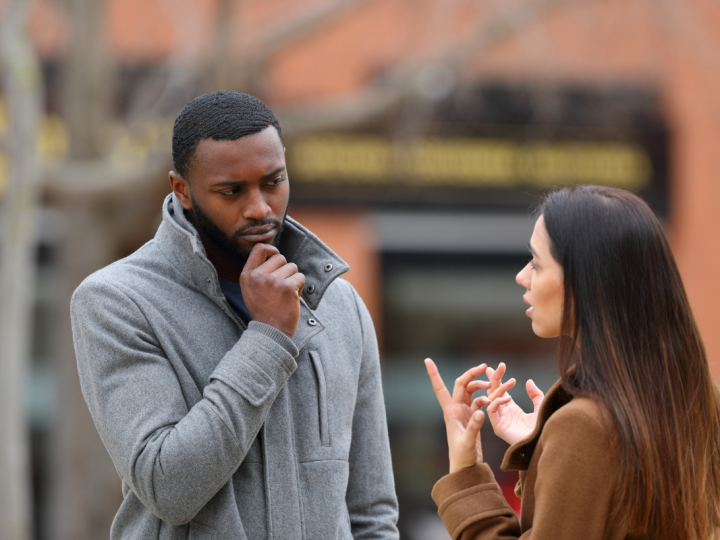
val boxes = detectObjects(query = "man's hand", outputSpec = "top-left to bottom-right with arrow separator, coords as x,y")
240,243 -> 305,337
482,363 -> 544,446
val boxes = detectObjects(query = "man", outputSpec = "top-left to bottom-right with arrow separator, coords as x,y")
71,91 -> 399,539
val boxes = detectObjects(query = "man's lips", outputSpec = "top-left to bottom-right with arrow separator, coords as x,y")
238,225 -> 276,243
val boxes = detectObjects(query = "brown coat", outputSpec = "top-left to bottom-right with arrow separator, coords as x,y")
431,380 -> 639,540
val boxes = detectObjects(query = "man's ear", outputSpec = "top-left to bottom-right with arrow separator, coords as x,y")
169,171 -> 193,210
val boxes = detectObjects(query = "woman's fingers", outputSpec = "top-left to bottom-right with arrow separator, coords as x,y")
492,362 -> 507,385
487,378 -> 516,402
449,410 -> 485,473
467,380 -> 492,393
452,364 -> 488,403
424,358 -> 453,410
486,395 -> 513,415
473,395 -> 491,407
472,395 -> 490,413
486,362 -> 507,394
526,379 -> 545,412
468,410 -> 484,435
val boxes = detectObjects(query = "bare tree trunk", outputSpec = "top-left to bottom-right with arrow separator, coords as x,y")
62,0 -> 112,159
0,0 -> 43,538
41,2 -> 125,538
46,206 -> 123,540
212,0 -> 239,91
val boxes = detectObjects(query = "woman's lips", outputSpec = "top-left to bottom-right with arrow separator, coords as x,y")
239,226 -> 276,243
523,295 -> 533,316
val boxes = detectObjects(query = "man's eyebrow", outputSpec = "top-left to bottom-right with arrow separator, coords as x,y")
210,167 -> 286,188
211,180 -> 243,187
261,166 -> 286,179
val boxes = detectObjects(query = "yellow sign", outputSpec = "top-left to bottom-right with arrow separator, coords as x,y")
291,135 -> 651,190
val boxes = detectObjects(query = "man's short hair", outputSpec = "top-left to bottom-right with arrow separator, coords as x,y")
172,90 -> 283,180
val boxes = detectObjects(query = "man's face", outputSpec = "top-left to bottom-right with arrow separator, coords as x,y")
183,126 -> 289,261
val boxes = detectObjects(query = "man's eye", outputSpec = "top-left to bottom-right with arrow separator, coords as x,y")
220,188 -> 239,197
268,177 -> 284,186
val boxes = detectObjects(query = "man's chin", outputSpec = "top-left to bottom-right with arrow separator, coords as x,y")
234,234 -> 281,260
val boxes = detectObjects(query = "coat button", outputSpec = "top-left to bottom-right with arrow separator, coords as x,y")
324,263 -> 333,272
306,284 -> 315,294
308,318 -> 317,326
206,278 -> 211,283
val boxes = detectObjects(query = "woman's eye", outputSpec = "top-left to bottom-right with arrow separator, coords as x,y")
529,259 -> 538,270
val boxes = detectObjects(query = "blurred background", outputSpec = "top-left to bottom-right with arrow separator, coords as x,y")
1,0 -> 719,538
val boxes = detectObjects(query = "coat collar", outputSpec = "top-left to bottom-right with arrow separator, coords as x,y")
154,193 -> 349,348
501,378 -> 574,471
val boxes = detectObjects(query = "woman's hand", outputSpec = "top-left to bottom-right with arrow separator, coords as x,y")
483,363 -> 545,446
425,359 -> 492,473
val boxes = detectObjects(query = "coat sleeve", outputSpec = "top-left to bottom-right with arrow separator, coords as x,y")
344,283 -> 400,539
431,403 -> 618,540
71,278 -> 299,526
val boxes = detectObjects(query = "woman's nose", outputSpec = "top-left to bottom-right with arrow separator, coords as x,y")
516,264 -> 530,288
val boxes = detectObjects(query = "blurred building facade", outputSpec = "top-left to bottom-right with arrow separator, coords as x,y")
2,0 -> 720,538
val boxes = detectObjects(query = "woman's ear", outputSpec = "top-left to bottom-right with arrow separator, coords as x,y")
168,171 -> 193,210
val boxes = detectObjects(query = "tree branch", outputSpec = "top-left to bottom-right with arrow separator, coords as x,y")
249,0 -> 373,69
276,0 -> 598,136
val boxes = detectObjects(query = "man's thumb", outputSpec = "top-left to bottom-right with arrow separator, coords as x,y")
244,243 -> 278,271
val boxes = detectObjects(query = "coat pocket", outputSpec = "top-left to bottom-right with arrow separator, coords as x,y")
309,350 -> 331,446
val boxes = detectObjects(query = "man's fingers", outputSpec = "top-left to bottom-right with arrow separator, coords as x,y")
287,273 -> 306,296
425,358 -> 453,410
244,243 -> 280,271
272,262 -> 300,280
256,253 -> 288,273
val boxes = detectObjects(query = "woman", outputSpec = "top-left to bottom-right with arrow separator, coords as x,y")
425,185 -> 720,540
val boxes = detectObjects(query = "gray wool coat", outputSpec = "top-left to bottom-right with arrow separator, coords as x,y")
70,194 -> 399,540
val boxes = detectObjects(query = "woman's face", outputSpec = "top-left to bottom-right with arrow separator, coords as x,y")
516,215 -> 564,338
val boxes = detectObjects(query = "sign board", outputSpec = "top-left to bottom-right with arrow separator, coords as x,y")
286,85 -> 668,213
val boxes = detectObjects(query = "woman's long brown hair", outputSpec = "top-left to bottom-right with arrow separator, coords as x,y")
540,185 -> 720,540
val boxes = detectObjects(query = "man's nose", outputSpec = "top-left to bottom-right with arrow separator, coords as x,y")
243,188 -> 271,221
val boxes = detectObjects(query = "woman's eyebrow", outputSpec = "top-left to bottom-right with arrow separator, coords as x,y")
528,242 -> 539,258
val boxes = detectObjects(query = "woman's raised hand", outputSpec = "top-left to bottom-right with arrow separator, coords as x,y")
424,359 -> 492,473
483,363 -> 545,446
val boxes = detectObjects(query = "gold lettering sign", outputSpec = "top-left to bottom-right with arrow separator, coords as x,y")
290,135 -> 651,190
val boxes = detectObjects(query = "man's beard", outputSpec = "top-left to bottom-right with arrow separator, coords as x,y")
190,197 -> 287,262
